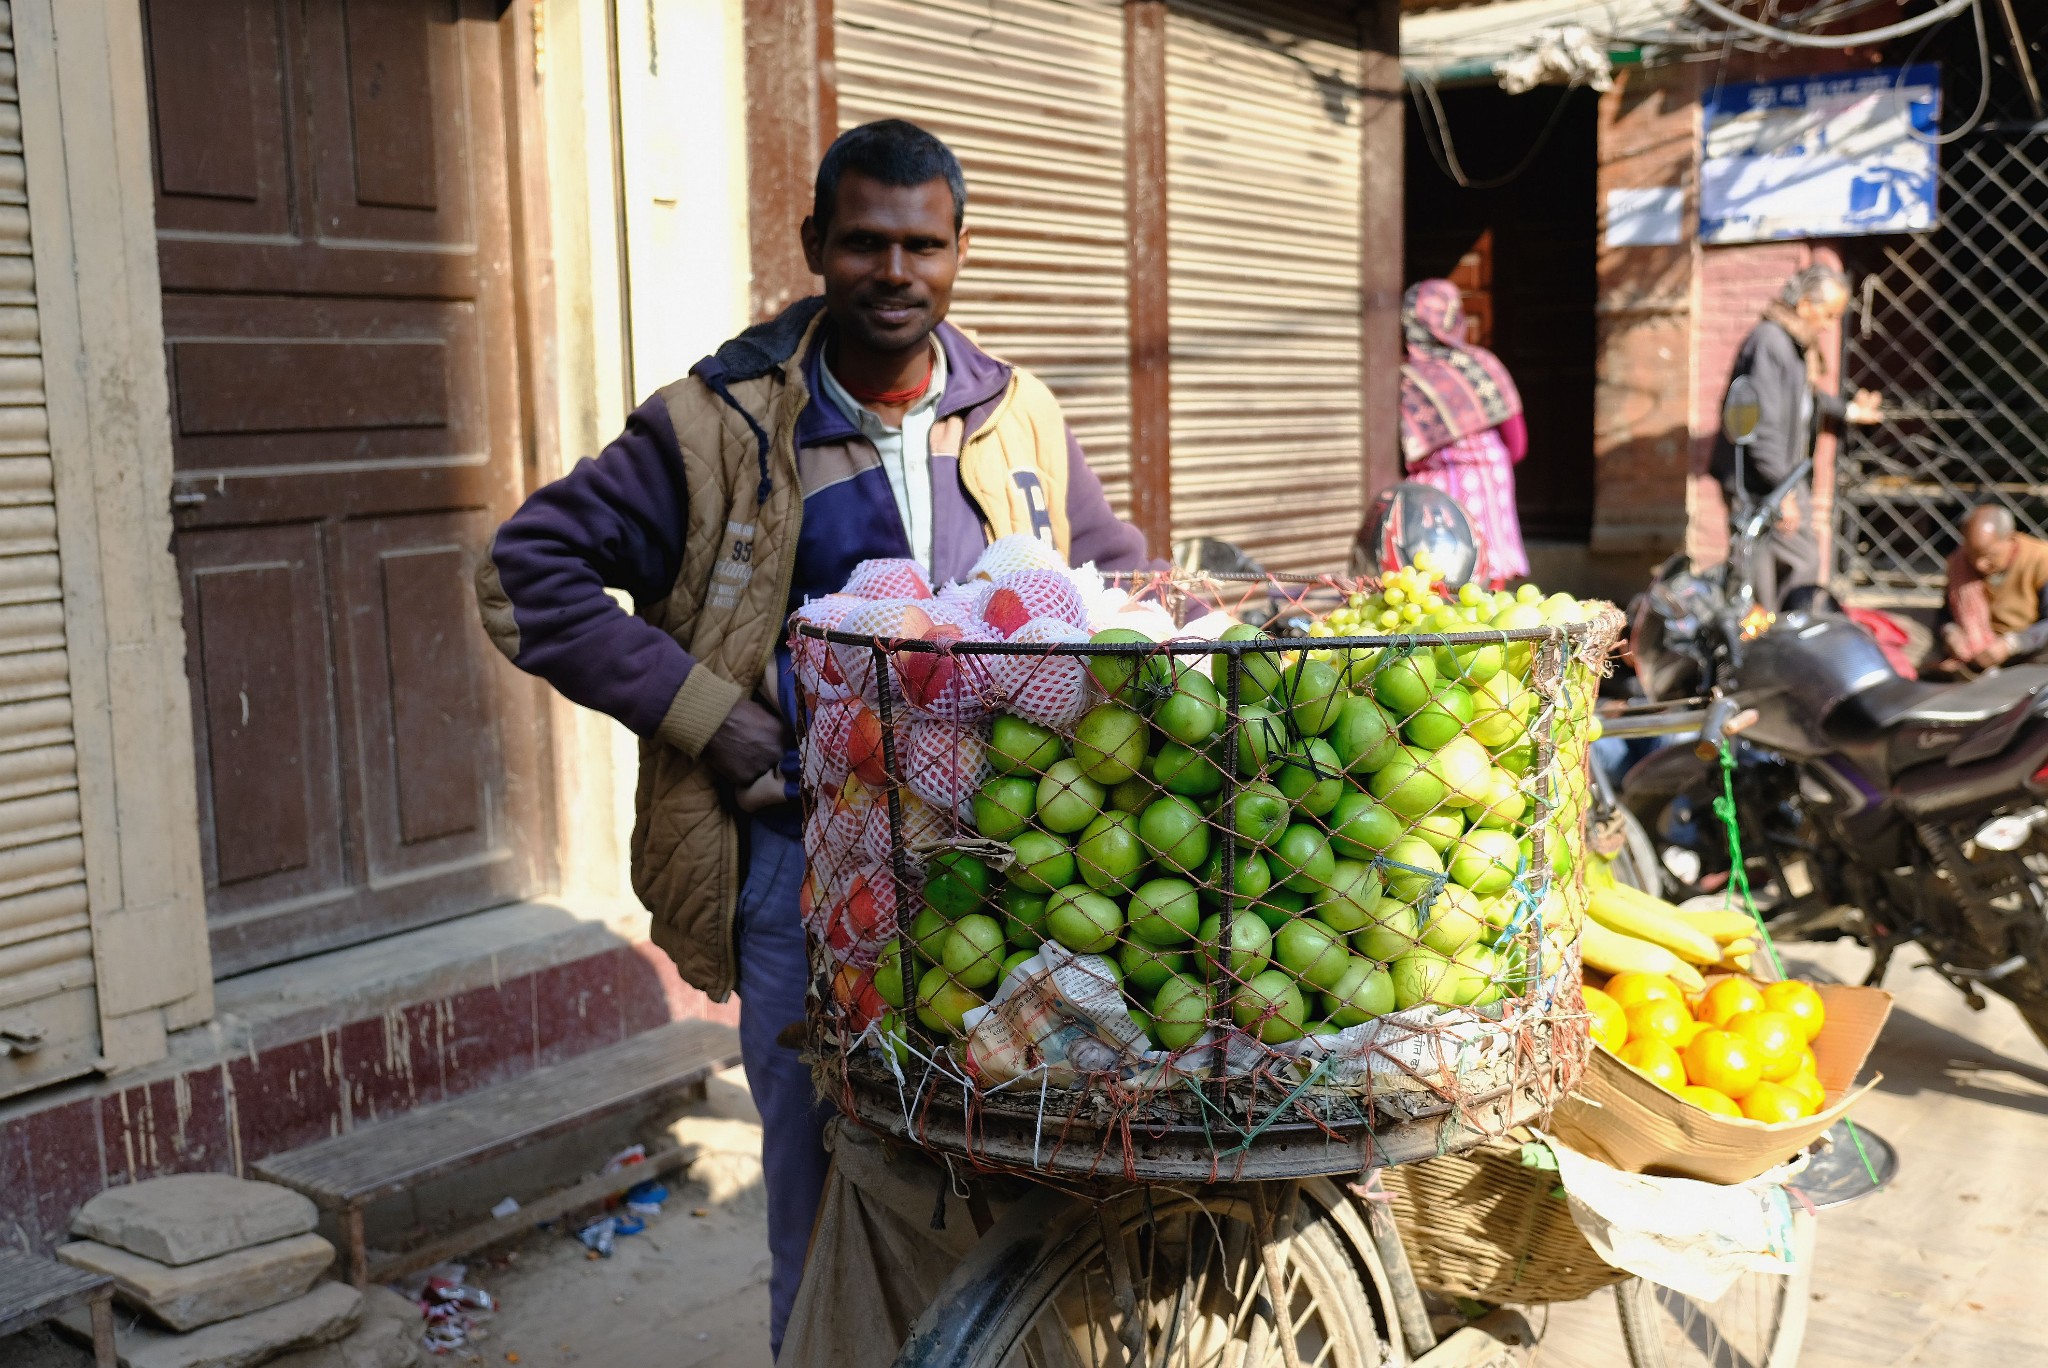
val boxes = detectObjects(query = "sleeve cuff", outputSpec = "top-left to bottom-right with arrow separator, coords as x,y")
656,667 -> 746,755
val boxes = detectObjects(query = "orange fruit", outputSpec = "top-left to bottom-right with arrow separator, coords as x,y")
1623,999 -> 1691,1047
1619,1038 -> 1686,1091
1739,1079 -> 1806,1124
1678,1084 -> 1744,1118
1698,977 -> 1766,1028
1582,985 -> 1629,1052
1783,1069 -> 1827,1117
1673,1018 -> 1711,1049
1683,1028 -> 1763,1098
1605,972 -> 1683,1010
1761,981 -> 1827,1043
1727,1009 -> 1803,1082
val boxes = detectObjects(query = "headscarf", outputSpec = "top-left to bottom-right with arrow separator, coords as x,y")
1399,279 -> 1523,465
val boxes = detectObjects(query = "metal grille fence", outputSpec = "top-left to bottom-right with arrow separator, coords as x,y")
1838,79 -> 2048,599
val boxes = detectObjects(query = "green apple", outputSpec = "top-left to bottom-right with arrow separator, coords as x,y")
1372,649 -> 1438,718
1419,884 -> 1485,955
1152,973 -> 1213,1050
1369,746 -> 1450,819
1471,770 -> 1528,829
1036,757 -> 1105,835
988,713 -> 1065,775
1129,876 -> 1201,945
1448,827 -> 1521,895
1232,704 -> 1288,775
1000,948 -> 1039,982
1196,910 -> 1273,981
924,849 -> 991,917
873,940 -> 907,1008
1076,811 -> 1146,892
1331,695 -> 1399,776
1219,624 -> 1284,706
1155,664 -> 1222,747
1403,684 -> 1475,750
974,775 -> 1037,841
1322,956 -> 1396,1026
1109,770 -> 1157,814
909,906 -> 952,960
941,914 -> 1007,989
1233,969 -> 1308,1042
1086,628 -> 1160,700
1274,917 -> 1351,991
1120,936 -> 1190,994
1196,843 -> 1273,909
1274,737 -> 1343,817
1490,601 -> 1547,675
1270,823 -> 1336,894
1469,667 -> 1535,750
1313,860 -> 1384,934
1138,795 -> 1210,874
1353,902 -> 1422,963
1381,836 -> 1444,902
1390,947 -> 1454,1011
1074,703 -> 1148,785
1045,884 -> 1124,954
1231,781 -> 1290,848
1153,740 -> 1223,798
997,883 -> 1049,947
1254,886 -> 1308,929
1276,658 -> 1344,737
1449,943 -> 1505,1006
1410,809 -> 1468,856
1435,635 -> 1503,689
1424,736 -> 1495,808
916,965 -> 983,1033
1327,789 -> 1402,860
1007,829 -> 1075,896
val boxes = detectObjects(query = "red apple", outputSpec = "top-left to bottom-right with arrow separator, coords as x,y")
846,701 -> 891,786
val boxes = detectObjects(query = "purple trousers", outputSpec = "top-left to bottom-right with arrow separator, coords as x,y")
736,822 -> 834,1360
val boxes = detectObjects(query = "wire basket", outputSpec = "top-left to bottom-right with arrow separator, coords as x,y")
1379,1134 -> 1630,1304
789,558 -> 1620,1181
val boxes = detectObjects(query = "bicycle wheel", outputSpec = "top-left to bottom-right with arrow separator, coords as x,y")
1613,1205 -> 1815,1368
895,1179 -> 1404,1368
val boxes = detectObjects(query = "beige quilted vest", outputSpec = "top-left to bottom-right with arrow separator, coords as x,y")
633,317 -> 1075,998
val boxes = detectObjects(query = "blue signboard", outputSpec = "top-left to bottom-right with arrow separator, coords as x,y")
1700,65 -> 1941,244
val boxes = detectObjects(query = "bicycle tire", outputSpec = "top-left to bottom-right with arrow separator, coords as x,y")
893,1179 -> 1406,1368
1614,1205 -> 1815,1368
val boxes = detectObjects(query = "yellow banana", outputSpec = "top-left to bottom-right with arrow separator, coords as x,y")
1580,919 -> 1707,991
1668,905 -> 1765,943
1588,888 -> 1724,965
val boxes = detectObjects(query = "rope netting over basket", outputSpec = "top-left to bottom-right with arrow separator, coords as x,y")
789,537 -> 1623,1180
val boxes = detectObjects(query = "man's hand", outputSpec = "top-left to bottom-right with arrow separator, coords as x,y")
1776,500 -> 1802,535
1846,389 -> 1884,425
1976,634 -> 2015,669
703,697 -> 786,786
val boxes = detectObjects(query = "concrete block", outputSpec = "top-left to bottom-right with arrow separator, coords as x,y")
60,1234 -> 335,1331
59,1281 -> 362,1368
74,1174 -> 318,1266
265,1287 -> 421,1368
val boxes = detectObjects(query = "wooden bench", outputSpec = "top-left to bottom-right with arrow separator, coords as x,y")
0,1250 -> 115,1367
254,1017 -> 742,1287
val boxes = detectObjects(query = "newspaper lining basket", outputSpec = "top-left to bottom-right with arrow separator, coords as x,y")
789,560 -> 1620,1182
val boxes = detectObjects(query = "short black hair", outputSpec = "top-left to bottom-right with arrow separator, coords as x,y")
812,119 -> 967,236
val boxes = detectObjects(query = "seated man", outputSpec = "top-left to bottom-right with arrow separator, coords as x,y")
1939,504 -> 2048,671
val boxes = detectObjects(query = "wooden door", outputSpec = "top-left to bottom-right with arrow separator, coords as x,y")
144,0 -> 546,975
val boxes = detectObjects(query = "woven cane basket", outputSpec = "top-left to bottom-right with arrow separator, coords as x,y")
1380,1133 -> 1628,1304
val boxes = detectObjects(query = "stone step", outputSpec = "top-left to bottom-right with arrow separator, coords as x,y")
58,1233 -> 335,1332
58,1281 -> 362,1368
73,1176 -> 318,1267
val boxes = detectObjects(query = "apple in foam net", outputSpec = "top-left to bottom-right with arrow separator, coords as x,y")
892,604 -> 964,710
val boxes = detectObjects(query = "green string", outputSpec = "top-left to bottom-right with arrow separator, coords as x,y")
1715,741 -> 1881,1188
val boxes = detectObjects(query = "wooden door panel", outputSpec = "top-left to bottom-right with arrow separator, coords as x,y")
161,296 -> 481,473
152,0 -> 545,972
306,0 -> 472,245
179,525 -> 348,920
143,0 -> 293,237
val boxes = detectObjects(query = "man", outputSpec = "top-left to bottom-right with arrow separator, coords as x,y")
1709,264 -> 1883,608
1938,504 -> 2048,672
474,120 -> 1149,1355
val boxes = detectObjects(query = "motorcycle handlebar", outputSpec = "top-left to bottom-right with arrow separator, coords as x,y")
1738,459 -> 1815,544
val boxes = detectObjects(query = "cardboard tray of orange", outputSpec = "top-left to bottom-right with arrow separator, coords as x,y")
1548,983 -> 1892,1186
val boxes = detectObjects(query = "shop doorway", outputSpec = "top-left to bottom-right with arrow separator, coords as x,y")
1405,82 -> 1598,542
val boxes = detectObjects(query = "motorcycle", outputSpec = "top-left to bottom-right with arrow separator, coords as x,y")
1614,380 -> 2048,1050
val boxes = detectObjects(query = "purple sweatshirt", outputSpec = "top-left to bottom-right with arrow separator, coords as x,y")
485,302 -> 1150,825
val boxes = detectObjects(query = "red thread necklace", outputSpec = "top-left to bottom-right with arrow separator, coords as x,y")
839,359 -> 933,409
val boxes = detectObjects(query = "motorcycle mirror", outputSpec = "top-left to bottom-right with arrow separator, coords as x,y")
1724,375 -> 1762,446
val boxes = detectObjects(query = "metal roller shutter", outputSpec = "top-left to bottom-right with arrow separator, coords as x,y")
833,0 -> 1133,511
0,6 -> 95,1100
1166,0 -> 1365,573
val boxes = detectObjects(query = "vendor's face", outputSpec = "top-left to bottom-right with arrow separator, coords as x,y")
1795,283 -> 1849,330
1966,527 -> 2018,577
801,173 -> 969,356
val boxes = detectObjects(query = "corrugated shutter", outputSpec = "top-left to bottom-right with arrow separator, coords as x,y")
0,6 -> 96,1100
833,0 -> 1133,511
1166,0 -> 1366,573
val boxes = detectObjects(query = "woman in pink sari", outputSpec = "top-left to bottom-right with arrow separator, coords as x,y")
1399,280 -> 1529,587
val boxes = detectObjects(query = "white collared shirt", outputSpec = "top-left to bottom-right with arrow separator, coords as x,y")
818,339 -> 948,575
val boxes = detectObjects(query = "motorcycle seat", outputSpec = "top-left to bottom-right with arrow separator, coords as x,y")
1830,667 -> 2048,734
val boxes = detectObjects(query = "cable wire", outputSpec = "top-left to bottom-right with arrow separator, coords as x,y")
1898,0 -> 1995,144
1410,76 -> 1579,190
1690,0 -> 1981,50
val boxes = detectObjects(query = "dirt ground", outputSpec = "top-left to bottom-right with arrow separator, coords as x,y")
14,934 -> 2044,1368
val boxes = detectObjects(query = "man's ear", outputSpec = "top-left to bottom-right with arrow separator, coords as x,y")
956,223 -> 971,272
800,215 -> 824,276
